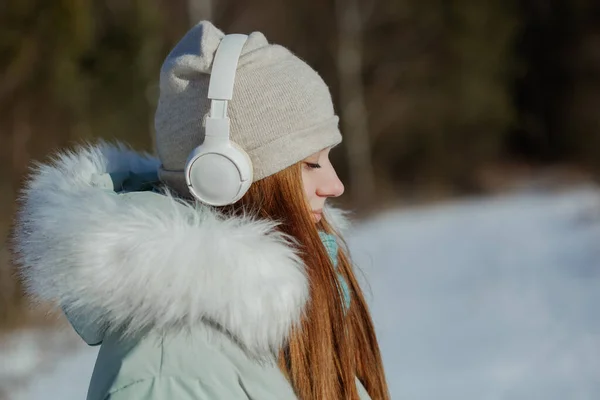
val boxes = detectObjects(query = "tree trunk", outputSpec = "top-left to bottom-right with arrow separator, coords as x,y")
187,0 -> 212,25
335,0 -> 375,209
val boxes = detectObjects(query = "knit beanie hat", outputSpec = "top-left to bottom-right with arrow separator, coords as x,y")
155,21 -> 342,196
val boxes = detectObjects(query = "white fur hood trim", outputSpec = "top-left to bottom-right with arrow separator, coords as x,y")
13,142 -> 310,356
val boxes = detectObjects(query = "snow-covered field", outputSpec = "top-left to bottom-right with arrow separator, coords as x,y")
3,186 -> 600,399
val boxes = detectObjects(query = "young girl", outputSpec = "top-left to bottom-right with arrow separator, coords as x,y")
13,21 -> 390,399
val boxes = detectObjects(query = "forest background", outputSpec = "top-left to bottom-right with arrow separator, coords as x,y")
2,0 -> 600,329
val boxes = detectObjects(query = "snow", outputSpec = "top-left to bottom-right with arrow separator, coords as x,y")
0,327 -> 97,400
0,331 -> 45,384
349,186 -> 600,399
14,340 -> 98,400
3,186 -> 600,399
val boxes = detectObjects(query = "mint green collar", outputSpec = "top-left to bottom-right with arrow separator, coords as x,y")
318,231 -> 351,311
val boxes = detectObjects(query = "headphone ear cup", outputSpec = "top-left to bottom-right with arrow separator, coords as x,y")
228,141 -> 253,203
185,141 -> 253,206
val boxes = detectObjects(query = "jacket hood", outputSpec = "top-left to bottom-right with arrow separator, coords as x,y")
12,142 -> 348,357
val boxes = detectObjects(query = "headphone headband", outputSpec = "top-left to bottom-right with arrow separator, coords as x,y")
184,33 -> 254,206
208,34 -> 248,101
208,34 -> 248,121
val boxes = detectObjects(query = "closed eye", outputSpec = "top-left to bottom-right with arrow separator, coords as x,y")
304,162 -> 321,169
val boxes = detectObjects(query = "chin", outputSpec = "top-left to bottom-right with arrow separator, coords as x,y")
312,212 -> 323,223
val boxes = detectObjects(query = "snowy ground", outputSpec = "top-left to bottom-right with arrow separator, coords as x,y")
2,185 -> 600,399
0,327 -> 97,400
349,185 -> 600,399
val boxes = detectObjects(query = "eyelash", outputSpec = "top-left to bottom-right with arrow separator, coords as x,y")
305,162 -> 321,169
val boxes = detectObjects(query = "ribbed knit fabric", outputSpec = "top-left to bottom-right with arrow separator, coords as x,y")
155,21 -> 342,195
318,231 -> 351,312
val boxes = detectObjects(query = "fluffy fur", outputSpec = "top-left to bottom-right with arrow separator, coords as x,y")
12,142 -> 313,357
324,205 -> 353,234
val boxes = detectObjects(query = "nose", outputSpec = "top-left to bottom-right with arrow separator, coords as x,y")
317,169 -> 345,198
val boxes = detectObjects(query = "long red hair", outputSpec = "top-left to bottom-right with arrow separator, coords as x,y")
223,161 -> 390,399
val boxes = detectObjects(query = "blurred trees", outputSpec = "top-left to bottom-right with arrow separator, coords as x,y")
2,0 -> 600,327
362,1 -> 518,195
335,0 -> 375,207
511,0 -> 600,172
0,0 -> 165,328
213,0 -> 519,195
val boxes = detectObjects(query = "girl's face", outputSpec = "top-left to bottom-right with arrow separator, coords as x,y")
301,147 -> 345,223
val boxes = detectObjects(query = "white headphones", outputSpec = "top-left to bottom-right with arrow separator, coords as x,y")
185,34 -> 253,206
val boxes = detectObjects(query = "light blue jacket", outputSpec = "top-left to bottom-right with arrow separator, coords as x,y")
13,143 -> 372,399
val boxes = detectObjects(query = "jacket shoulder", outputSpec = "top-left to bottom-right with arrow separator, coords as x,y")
104,375 -> 249,400
89,328 -> 247,400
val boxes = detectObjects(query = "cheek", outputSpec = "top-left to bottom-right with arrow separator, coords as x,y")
301,170 -> 316,202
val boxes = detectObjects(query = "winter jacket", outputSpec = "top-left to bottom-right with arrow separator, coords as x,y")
13,143 -> 372,400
